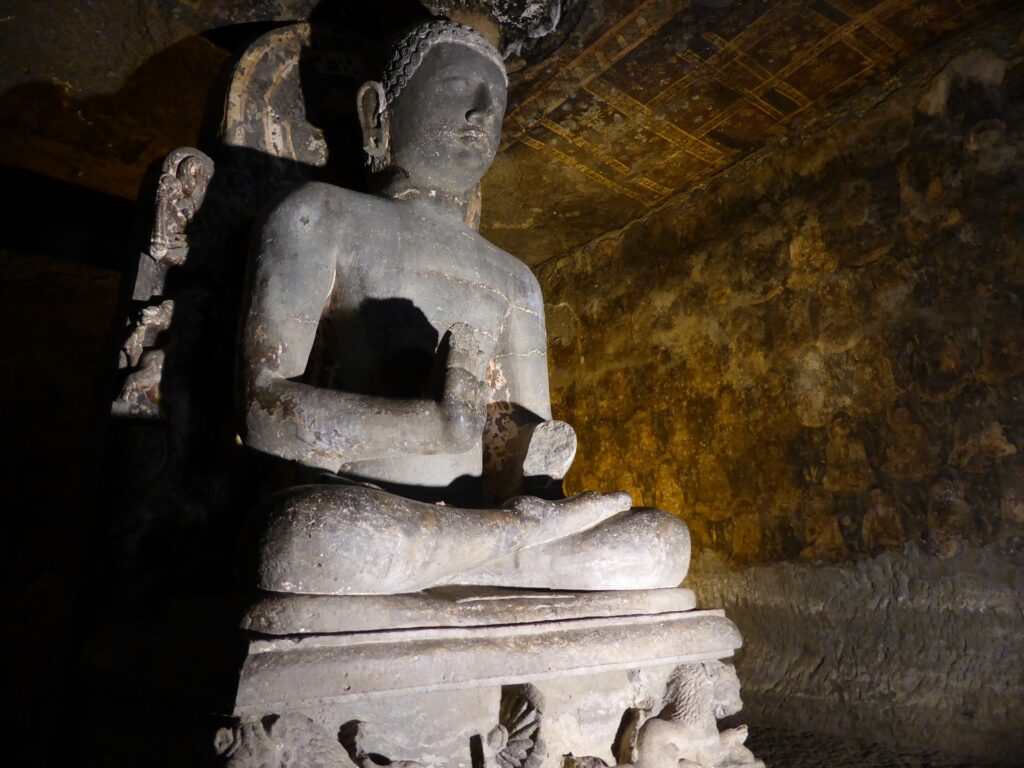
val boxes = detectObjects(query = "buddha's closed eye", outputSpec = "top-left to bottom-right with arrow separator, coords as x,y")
444,75 -> 470,93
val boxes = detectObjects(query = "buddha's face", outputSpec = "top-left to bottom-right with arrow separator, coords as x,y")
387,43 -> 506,195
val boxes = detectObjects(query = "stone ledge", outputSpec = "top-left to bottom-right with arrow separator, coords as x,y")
236,609 -> 740,712
241,586 -> 697,634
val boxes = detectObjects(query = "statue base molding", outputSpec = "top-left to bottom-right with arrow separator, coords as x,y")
241,586 -> 698,634
218,591 -> 762,768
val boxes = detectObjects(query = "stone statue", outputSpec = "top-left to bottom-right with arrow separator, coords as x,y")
562,662 -> 763,768
214,20 -> 757,768
629,661 -> 762,768
239,20 -> 690,595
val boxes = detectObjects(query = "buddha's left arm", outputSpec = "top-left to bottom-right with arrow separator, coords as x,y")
482,266 -> 576,498
498,268 -> 551,421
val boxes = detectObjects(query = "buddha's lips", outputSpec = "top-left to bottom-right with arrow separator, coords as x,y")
459,128 -> 488,145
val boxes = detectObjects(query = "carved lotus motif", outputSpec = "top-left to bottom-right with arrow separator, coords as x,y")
489,686 -> 542,768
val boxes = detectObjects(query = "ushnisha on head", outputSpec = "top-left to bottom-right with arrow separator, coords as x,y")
357,20 -> 508,197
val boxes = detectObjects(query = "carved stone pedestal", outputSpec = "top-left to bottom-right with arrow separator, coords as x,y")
216,589 -> 762,768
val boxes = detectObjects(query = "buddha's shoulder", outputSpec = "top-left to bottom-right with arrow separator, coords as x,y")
268,182 -> 390,222
473,233 -> 543,308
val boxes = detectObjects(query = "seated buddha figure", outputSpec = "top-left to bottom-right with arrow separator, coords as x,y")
240,20 -> 690,596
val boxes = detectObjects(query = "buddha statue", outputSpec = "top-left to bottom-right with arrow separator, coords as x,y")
239,20 -> 690,596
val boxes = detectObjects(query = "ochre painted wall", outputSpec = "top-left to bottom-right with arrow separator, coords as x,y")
538,18 -> 1024,759
540,21 -> 1024,570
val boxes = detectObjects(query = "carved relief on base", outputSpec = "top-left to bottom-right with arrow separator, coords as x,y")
213,664 -> 758,768
564,662 -> 763,768
214,687 -> 541,768
215,714 -> 357,768
487,685 -> 544,768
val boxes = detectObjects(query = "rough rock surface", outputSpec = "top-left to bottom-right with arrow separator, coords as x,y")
537,11 -> 1024,763
540,12 -> 1024,568
691,544 -> 1024,763
746,725 -> 1016,768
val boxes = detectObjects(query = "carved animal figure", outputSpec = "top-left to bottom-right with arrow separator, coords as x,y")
564,663 -> 760,768
214,713 -> 359,768
632,661 -> 760,768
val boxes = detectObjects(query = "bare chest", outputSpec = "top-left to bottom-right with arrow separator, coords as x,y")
333,219 -> 513,339
311,217 -> 514,396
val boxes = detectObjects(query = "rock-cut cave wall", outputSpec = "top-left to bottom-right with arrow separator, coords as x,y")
537,11 -> 1024,764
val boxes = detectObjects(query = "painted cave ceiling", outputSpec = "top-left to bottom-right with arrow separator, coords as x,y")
0,0 -> 1009,266
483,0 -> 1007,263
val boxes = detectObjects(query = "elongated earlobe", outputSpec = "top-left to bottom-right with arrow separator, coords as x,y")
357,81 -> 390,171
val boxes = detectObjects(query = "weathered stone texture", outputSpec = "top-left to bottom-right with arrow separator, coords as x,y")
538,12 -> 1024,569
690,544 -> 1024,763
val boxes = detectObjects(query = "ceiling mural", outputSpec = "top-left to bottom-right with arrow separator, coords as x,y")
0,0 -> 1007,263
482,0 -> 1006,264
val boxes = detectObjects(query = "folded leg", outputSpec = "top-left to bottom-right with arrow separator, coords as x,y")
257,485 -> 633,594
447,507 -> 691,590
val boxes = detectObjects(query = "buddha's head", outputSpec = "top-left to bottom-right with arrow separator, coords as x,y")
357,20 -> 507,197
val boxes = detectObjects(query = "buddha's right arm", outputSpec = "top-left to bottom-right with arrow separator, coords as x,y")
242,300 -> 488,471
242,369 -> 484,471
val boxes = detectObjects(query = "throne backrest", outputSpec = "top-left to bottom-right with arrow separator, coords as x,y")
113,22 -> 381,416
105,22 -> 385,587
106,18 -> 492,585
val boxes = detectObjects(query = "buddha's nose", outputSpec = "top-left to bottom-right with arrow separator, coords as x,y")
466,86 -> 493,125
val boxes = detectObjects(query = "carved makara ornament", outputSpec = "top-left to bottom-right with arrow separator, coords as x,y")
149,149 -> 214,266
129,147 -> 214,305
113,147 -> 214,417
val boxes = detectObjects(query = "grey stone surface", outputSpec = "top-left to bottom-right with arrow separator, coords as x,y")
257,486 -> 690,594
690,543 -> 1024,764
218,20 -> 754,768
235,610 -> 741,710
336,687 -> 498,768
521,420 -> 577,481
532,666 -> 679,765
242,586 -> 696,635
215,713 -> 359,768
238,20 -> 690,595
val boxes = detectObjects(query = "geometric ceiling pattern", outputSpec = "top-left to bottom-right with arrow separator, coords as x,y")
0,0 -> 1004,267
483,0 -> 1004,265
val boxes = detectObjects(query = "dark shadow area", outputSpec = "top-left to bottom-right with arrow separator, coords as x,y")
0,166 -> 135,766
41,3 -> 459,765
0,163 -> 136,268
315,469 -> 487,508
0,34 -> 231,200
307,297 -> 442,397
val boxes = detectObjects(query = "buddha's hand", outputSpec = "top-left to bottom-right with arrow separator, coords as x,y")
522,420 -> 578,480
503,491 -> 633,540
441,322 -> 493,451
